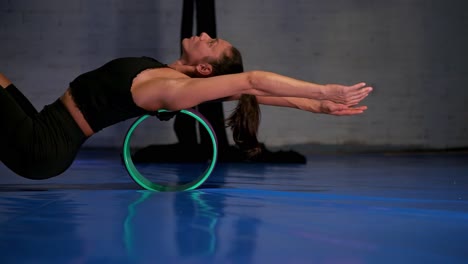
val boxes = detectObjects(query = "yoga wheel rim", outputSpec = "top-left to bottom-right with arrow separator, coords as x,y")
122,109 -> 218,192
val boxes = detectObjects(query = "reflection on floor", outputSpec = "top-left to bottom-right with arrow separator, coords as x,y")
0,150 -> 467,263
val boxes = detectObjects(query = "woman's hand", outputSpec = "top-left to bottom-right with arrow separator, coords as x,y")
323,82 -> 372,105
320,100 -> 368,116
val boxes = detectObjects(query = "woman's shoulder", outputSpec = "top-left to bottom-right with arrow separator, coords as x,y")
143,67 -> 189,80
132,66 -> 189,88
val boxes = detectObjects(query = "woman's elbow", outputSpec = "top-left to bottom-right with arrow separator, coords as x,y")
245,70 -> 263,91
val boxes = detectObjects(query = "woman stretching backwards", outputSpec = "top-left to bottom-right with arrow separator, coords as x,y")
0,33 -> 372,179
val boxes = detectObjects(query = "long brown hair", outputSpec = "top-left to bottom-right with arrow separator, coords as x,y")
209,46 -> 262,159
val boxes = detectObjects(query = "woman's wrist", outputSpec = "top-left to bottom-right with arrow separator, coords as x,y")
318,84 -> 332,101
295,98 -> 323,113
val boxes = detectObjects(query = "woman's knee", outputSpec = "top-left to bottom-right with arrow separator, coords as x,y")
0,73 -> 13,88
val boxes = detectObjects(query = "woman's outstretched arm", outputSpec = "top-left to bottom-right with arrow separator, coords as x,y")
246,71 -> 372,106
254,96 -> 369,116
132,69 -> 372,111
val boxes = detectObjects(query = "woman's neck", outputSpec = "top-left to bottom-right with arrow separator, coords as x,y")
168,59 -> 196,77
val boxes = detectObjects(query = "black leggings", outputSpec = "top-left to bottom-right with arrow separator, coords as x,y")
0,84 -> 86,179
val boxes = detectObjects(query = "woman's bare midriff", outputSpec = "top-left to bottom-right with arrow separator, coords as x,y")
60,89 -> 94,137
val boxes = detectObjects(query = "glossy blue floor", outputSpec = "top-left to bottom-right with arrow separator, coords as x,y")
1,150 -> 468,263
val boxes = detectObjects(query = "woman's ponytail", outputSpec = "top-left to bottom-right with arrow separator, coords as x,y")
210,46 -> 263,159
227,94 -> 262,159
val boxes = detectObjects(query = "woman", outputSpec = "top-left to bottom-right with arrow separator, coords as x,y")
0,33 -> 372,179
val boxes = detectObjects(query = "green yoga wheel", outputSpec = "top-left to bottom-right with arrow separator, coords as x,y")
122,109 -> 218,192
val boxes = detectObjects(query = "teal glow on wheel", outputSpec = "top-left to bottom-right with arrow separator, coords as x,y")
122,109 -> 218,192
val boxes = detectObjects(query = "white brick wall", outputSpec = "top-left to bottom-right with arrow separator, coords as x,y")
1,0 -> 467,150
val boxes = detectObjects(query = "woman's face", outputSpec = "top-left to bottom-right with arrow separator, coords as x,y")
181,32 -> 232,65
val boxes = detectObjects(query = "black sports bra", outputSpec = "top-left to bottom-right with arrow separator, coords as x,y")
69,57 -> 167,132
